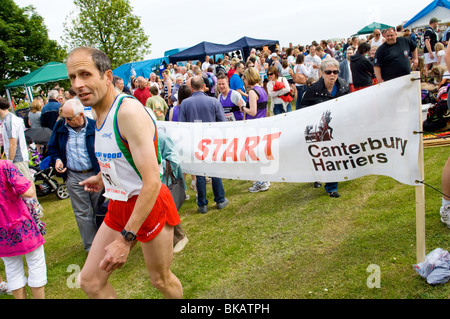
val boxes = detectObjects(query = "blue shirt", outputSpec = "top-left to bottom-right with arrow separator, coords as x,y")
65,121 -> 92,171
178,91 -> 226,123
230,73 -> 247,102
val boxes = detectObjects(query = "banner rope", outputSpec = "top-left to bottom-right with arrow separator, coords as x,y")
416,180 -> 450,198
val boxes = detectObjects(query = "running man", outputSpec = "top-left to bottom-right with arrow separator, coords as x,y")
66,46 -> 182,299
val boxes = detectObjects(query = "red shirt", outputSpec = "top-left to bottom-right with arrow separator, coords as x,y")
133,87 -> 151,106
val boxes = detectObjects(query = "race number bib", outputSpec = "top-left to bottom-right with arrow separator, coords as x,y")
225,112 -> 236,122
99,160 -> 129,201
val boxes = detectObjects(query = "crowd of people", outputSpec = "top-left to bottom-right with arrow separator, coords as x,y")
0,17 -> 449,299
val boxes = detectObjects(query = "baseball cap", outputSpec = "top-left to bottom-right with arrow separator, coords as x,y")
430,17 -> 441,24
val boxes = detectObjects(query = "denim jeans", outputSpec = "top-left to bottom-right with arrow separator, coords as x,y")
273,103 -> 292,115
324,182 -> 338,194
295,85 -> 307,110
196,176 -> 225,207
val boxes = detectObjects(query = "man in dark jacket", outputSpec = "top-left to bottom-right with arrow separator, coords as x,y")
350,42 -> 375,91
40,89 -> 61,130
47,98 -> 101,251
300,59 -> 350,198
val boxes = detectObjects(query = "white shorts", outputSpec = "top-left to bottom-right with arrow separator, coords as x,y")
1,245 -> 47,291
424,52 -> 438,65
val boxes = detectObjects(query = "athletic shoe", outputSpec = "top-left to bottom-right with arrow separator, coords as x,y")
173,236 -> 189,253
0,282 -> 11,295
440,204 -> 450,228
314,182 -> 322,188
198,205 -> 208,214
190,180 -> 197,192
217,198 -> 229,210
328,191 -> 341,198
249,181 -> 270,193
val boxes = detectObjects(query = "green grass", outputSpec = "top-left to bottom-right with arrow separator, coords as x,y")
2,146 -> 450,299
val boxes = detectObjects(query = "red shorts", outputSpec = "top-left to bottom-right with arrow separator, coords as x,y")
104,184 -> 180,242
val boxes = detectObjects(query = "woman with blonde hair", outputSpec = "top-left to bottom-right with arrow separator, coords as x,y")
242,67 -> 270,193
435,42 -> 447,68
28,99 -> 43,129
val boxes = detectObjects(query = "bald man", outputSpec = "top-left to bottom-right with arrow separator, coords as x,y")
47,99 -> 101,251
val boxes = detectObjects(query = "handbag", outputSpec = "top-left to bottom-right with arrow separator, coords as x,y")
165,160 -> 186,210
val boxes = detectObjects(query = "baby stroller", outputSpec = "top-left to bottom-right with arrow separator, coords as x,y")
29,156 -> 70,200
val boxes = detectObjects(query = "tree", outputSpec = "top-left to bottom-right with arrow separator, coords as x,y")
0,0 -> 66,95
63,0 -> 151,69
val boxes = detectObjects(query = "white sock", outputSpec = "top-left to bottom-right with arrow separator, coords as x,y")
442,198 -> 450,207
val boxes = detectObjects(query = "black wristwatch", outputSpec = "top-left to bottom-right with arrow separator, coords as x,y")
121,229 -> 137,241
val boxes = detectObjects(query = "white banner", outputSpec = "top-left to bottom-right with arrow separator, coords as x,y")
157,73 -> 422,186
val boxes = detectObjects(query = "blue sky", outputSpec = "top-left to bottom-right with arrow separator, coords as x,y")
16,0 -> 430,59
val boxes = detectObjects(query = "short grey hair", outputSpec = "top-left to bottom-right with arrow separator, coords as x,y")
64,98 -> 84,115
48,89 -> 59,99
320,58 -> 340,72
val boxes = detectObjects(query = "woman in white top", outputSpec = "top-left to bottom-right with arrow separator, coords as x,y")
435,43 -> 447,67
267,66 -> 292,115
370,29 -> 385,47
293,54 -> 311,110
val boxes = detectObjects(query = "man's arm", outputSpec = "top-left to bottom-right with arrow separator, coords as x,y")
411,48 -> 419,70
236,88 -> 248,99
8,138 -> 17,161
425,38 -> 434,59
374,66 -> 383,83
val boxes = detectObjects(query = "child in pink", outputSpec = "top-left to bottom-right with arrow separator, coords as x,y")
0,160 -> 46,298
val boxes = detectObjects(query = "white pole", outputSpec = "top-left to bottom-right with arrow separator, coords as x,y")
5,89 -> 14,113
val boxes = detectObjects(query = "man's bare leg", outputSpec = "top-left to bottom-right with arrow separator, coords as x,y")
442,157 -> 450,201
142,224 -> 183,299
78,223 -> 119,298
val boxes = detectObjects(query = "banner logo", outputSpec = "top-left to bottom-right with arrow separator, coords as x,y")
305,110 -> 333,143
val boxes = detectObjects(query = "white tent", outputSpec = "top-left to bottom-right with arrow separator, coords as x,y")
403,0 -> 450,28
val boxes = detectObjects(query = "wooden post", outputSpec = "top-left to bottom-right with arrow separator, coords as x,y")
414,71 -> 426,263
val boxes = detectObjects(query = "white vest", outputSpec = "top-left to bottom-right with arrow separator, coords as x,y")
95,94 -> 159,201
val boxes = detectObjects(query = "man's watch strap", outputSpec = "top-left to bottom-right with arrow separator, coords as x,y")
121,229 -> 137,241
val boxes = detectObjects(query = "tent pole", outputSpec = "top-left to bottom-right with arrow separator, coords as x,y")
25,85 -> 34,103
5,89 -> 14,113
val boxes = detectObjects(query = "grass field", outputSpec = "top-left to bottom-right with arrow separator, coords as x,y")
1,145 -> 450,299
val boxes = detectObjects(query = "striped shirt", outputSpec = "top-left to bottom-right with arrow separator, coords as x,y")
65,120 -> 92,171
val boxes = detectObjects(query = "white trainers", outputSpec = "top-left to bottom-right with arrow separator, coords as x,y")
440,204 -> 450,228
0,281 -> 11,295
190,180 -> 197,192
249,181 -> 270,193
173,236 -> 189,254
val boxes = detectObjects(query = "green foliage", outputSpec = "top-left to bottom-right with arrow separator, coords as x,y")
0,0 -> 66,95
63,0 -> 151,69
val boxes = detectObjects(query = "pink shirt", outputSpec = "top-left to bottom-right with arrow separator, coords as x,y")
0,160 -> 44,257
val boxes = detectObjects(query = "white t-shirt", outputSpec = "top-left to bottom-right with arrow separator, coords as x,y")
2,112 -> 28,163
293,64 -> 311,85
438,50 -> 446,66
305,54 -> 321,79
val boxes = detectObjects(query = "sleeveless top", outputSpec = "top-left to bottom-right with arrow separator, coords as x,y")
246,85 -> 268,120
95,94 -> 160,201
282,66 -> 293,82
219,89 -> 244,121
370,37 -> 383,47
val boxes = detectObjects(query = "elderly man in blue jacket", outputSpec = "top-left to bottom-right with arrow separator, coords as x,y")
47,98 -> 101,251
178,76 -> 229,214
